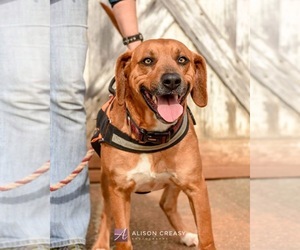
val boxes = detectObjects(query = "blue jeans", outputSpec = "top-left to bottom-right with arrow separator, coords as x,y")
0,0 -> 90,248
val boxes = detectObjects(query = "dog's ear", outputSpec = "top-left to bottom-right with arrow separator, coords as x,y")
191,53 -> 207,107
115,51 -> 132,106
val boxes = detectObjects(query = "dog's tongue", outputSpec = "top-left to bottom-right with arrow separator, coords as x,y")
157,95 -> 183,123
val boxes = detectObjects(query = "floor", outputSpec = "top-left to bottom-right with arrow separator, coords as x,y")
251,178 -> 300,250
86,178 -> 300,250
86,179 -> 250,250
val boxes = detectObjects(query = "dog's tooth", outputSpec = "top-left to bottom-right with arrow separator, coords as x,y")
152,95 -> 157,104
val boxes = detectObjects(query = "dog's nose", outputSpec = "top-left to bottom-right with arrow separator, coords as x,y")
161,73 -> 182,90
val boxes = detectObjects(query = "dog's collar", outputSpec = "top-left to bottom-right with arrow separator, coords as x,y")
91,97 -> 190,155
126,109 -> 184,145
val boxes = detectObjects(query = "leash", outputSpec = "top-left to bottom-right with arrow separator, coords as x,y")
1,78 -> 113,192
50,148 -> 95,192
0,149 -> 95,192
0,161 -> 50,192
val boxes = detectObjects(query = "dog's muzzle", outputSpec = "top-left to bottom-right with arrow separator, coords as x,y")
141,74 -> 189,124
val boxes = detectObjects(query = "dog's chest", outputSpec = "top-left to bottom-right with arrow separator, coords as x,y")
126,154 -> 174,192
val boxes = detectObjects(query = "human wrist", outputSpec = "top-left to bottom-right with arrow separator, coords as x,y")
127,40 -> 142,50
122,33 -> 143,46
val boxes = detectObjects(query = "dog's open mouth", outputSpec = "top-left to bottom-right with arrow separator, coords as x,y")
141,87 -> 184,123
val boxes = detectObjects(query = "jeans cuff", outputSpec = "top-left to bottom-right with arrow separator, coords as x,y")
50,239 -> 85,249
0,240 -> 49,249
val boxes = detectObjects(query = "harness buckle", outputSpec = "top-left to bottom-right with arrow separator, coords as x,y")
139,129 -> 171,144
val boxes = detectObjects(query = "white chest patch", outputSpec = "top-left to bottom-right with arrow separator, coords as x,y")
127,154 -> 173,192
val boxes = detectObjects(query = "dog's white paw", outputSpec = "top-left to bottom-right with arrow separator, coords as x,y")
180,232 -> 199,247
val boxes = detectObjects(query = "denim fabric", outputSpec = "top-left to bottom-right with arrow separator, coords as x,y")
0,0 -> 51,248
50,0 -> 90,248
0,0 -> 90,248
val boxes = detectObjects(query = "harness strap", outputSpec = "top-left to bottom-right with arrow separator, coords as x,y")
91,105 -> 190,156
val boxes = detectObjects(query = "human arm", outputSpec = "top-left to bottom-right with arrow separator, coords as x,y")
109,0 -> 142,50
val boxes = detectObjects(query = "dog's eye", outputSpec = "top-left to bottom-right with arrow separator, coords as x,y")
178,56 -> 189,65
142,58 -> 154,65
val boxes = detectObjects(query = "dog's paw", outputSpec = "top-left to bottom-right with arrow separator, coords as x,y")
180,232 -> 199,247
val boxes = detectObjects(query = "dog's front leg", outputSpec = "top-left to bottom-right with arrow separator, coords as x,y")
160,184 -> 198,246
109,182 -> 133,250
185,176 -> 216,250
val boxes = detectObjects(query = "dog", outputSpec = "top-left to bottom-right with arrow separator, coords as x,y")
91,39 -> 215,250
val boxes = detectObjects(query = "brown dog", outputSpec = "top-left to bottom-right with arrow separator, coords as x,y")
91,39 -> 215,250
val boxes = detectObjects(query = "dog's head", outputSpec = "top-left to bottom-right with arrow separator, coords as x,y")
115,39 -> 207,126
